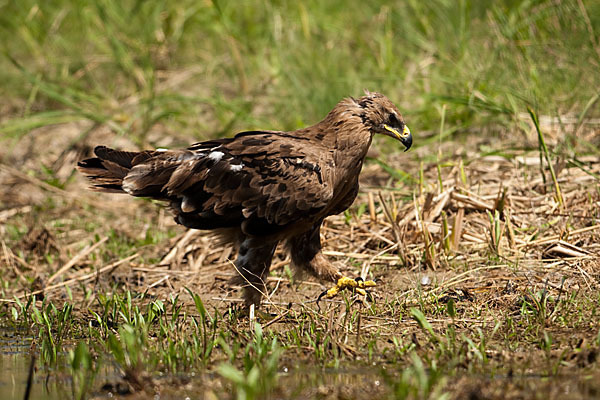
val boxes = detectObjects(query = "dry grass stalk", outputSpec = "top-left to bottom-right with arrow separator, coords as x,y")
46,236 -> 108,284
1,126 -> 599,320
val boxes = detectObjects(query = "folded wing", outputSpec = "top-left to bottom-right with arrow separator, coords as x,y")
79,131 -> 334,235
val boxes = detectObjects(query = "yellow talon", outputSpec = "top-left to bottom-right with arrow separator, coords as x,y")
318,276 -> 377,304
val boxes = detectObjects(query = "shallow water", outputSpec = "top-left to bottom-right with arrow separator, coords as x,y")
0,329 -> 68,400
1,326 -> 599,400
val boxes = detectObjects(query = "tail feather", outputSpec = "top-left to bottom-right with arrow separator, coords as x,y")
77,146 -> 143,193
122,164 -> 178,196
78,146 -> 182,199
93,146 -> 139,168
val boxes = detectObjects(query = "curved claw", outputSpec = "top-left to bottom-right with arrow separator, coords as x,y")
317,289 -> 328,304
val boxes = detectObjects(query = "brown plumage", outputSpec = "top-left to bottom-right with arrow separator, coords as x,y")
78,92 -> 412,306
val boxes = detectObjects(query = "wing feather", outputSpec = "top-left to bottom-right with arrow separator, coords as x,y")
111,131 -> 334,232
187,132 -> 333,227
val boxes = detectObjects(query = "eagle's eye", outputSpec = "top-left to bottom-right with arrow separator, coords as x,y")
387,113 -> 401,128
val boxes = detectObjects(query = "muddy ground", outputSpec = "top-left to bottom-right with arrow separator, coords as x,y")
1,119 -> 600,399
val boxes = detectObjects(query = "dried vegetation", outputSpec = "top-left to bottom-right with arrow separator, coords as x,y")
1,1 -> 600,397
1,115 -> 599,399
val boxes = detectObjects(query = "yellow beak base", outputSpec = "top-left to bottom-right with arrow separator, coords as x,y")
384,124 -> 410,140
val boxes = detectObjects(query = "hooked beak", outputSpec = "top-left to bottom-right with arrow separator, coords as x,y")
383,124 -> 412,151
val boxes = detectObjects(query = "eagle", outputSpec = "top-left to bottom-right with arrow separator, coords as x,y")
77,92 -> 412,307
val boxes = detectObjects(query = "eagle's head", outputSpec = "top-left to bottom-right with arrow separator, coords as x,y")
358,92 -> 412,151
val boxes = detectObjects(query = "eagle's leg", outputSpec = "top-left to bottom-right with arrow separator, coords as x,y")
233,237 -> 279,307
288,221 -> 376,302
287,221 -> 341,282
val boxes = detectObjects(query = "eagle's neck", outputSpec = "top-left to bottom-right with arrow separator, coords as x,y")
323,98 -> 373,171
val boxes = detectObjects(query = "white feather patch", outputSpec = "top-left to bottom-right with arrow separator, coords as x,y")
208,151 -> 224,162
230,163 -> 243,172
122,181 -> 135,194
181,196 -> 195,213
122,175 -> 137,194
156,148 -> 168,152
